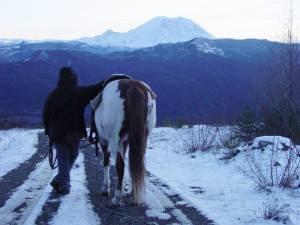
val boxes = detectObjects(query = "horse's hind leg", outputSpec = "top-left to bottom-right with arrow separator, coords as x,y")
121,141 -> 128,197
123,141 -> 128,159
112,151 -> 125,205
101,144 -> 111,196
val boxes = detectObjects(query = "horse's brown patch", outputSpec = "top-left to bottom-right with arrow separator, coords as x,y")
116,152 -> 125,191
118,79 -> 154,140
101,144 -> 110,167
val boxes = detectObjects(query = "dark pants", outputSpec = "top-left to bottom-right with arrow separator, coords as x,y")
53,141 -> 80,190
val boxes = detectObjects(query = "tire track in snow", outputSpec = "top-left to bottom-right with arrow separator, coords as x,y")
84,143 -> 213,224
0,133 -> 49,208
145,173 -> 213,224
0,133 -> 100,225
0,153 -> 54,225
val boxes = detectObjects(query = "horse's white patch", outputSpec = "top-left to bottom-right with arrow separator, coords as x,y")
146,91 -> 156,134
112,190 -> 123,206
102,166 -> 111,194
95,80 -> 125,159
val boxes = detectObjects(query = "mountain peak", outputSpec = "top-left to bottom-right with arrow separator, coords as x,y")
77,16 -> 215,48
103,29 -> 115,35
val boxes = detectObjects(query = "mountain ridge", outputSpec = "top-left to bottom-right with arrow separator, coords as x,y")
0,38 -> 281,124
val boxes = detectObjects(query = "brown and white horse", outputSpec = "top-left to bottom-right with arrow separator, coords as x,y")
94,79 -> 156,206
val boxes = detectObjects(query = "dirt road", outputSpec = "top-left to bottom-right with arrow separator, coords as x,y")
0,133 -> 214,225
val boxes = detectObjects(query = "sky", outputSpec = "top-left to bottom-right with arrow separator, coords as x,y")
0,0 -> 299,41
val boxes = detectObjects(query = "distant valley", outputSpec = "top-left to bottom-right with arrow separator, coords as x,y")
0,17 -> 292,125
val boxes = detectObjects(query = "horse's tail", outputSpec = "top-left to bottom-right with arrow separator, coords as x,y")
127,85 -> 147,205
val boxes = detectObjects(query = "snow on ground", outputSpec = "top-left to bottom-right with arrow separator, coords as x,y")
1,127 -> 300,224
0,129 -> 100,225
0,129 -> 40,179
146,127 -> 300,225
23,152 -> 101,225
0,155 -> 53,224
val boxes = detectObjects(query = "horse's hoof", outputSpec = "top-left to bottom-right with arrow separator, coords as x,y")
102,185 -> 110,196
111,197 -> 121,206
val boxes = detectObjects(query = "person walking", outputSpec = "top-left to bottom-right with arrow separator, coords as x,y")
43,67 -> 104,194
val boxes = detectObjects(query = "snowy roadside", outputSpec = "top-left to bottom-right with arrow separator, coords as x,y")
0,129 -> 100,225
23,152 -> 101,225
146,127 -> 300,225
0,129 -> 41,179
1,127 -> 299,224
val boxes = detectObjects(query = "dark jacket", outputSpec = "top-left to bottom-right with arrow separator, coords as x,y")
43,67 -> 104,143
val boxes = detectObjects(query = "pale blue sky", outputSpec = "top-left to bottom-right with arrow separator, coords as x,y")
0,0 -> 299,41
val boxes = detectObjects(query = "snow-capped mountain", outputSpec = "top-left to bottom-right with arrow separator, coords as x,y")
78,16 -> 215,48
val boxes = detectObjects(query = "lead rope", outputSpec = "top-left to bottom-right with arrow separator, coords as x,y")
80,135 -> 99,156
46,140 -> 58,170
82,109 -> 100,156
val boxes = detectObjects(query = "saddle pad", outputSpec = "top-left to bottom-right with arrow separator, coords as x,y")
90,91 -> 102,110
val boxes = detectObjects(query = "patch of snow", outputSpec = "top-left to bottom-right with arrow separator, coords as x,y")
253,136 -> 294,149
49,152 -> 101,225
0,129 -> 40,179
23,180 -> 54,225
23,58 -> 31,62
192,39 -> 224,56
145,209 -> 171,220
146,127 -> 300,225
0,156 -> 53,224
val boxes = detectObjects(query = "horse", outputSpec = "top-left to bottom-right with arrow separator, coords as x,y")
94,78 -> 156,206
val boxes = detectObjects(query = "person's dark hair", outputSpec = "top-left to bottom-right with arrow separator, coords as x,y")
57,67 -> 78,87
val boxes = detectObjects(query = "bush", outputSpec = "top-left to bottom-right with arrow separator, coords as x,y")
242,137 -> 300,190
233,112 -> 265,142
177,125 -> 217,153
262,197 -> 290,223
174,117 -> 185,129
262,197 -> 280,220
217,126 -> 241,150
0,118 -> 28,130
162,117 -> 173,127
